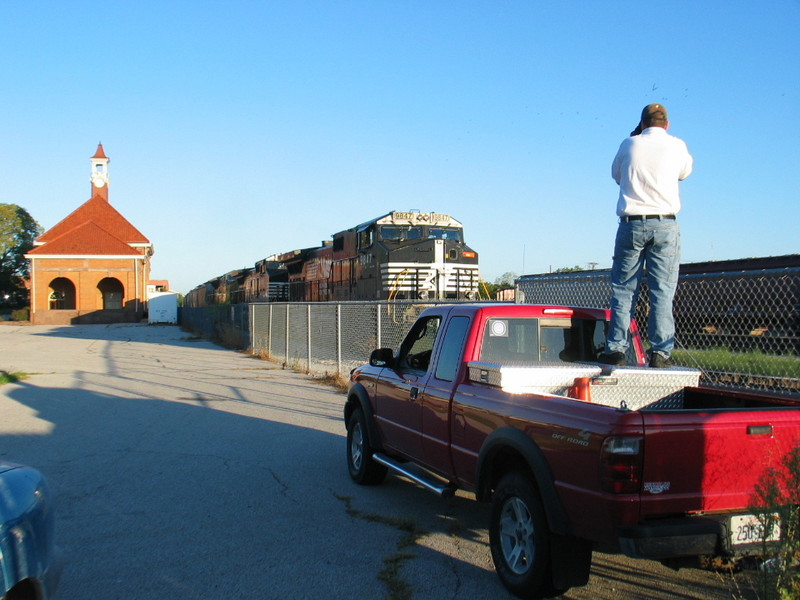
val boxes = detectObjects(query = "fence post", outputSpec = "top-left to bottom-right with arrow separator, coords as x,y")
376,303 -> 381,349
307,304 -> 312,373
249,304 -> 254,354
336,303 -> 342,375
268,304 -> 273,358
285,304 -> 290,365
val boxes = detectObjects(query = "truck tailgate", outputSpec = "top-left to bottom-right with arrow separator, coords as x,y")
640,409 -> 800,517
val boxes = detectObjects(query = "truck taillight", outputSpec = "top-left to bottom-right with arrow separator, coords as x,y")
600,436 -> 643,494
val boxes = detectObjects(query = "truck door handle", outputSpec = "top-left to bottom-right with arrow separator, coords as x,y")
410,387 -> 419,400
747,425 -> 773,436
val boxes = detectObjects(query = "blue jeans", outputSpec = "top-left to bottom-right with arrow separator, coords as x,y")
606,218 -> 680,358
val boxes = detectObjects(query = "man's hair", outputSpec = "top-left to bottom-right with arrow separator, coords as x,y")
643,110 -> 668,128
641,103 -> 668,128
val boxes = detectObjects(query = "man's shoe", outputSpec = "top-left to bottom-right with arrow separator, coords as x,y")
649,353 -> 674,368
598,351 -> 626,366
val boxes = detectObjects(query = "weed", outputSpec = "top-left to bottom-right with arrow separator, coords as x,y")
313,372 -> 349,393
254,349 -> 273,361
334,493 -> 425,600
0,371 -> 28,385
752,446 -> 800,600
10,307 -> 29,321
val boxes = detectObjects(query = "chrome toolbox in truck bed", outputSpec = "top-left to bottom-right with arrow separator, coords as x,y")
467,362 -> 701,410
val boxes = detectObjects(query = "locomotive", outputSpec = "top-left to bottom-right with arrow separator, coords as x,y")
186,211 -> 481,306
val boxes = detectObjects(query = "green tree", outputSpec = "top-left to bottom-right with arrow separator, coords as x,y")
495,272 -> 518,287
477,272 -> 518,300
479,279 -> 499,299
554,265 -> 585,273
0,204 -> 43,307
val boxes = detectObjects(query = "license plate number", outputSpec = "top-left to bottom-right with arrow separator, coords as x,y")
730,514 -> 781,545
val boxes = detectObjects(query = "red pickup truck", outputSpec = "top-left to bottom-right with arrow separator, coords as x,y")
344,303 -> 800,599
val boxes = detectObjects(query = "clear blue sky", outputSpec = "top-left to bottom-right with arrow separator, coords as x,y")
2,1 -> 798,294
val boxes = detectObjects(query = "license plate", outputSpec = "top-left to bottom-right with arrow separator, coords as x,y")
730,514 -> 781,545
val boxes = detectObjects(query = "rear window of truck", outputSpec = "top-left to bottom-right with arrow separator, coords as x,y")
479,317 -> 606,364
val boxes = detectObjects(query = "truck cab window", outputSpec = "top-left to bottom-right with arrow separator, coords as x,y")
480,317 -> 607,363
542,318 -> 607,362
480,318 -> 539,363
399,316 -> 441,372
435,316 -> 470,381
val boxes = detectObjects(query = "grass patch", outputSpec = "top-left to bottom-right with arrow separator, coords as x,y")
674,347 -> 800,378
334,493 -> 425,600
0,371 -> 29,385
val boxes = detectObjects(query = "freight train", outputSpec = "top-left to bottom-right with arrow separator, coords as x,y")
185,211 -> 481,306
673,254 -> 800,354
516,254 -> 800,356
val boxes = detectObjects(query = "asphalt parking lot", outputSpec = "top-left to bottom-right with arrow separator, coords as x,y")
0,323 -> 759,599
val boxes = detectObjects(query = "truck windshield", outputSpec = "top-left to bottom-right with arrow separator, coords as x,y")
479,317 -> 606,363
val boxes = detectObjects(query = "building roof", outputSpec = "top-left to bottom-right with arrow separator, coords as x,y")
27,221 -> 142,257
92,143 -> 108,159
35,194 -> 150,250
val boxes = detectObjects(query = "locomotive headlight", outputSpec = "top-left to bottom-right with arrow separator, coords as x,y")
462,251 -> 477,258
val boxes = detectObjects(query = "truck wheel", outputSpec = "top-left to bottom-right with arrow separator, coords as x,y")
346,408 -> 387,485
489,472 -> 555,599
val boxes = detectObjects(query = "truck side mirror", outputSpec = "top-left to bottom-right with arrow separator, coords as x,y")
369,348 -> 395,367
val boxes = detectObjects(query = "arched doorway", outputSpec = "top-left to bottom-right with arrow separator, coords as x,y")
98,278 -> 124,309
48,278 -> 77,310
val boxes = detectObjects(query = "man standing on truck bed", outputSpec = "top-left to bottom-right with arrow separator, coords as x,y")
600,103 -> 693,368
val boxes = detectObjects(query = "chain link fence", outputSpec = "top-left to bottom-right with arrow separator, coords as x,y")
182,301 -> 444,380
181,264 -> 799,396
517,265 -> 800,395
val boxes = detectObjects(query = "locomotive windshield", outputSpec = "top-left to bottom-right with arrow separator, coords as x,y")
428,227 -> 463,241
380,226 -> 423,241
379,225 -> 464,243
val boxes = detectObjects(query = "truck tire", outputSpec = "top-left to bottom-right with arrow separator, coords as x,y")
489,472 -> 559,599
346,408 -> 387,485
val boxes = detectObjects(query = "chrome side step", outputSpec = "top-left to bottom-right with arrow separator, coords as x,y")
373,453 -> 457,499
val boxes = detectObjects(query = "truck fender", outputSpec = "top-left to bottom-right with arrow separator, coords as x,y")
344,383 -> 383,452
476,426 -> 569,536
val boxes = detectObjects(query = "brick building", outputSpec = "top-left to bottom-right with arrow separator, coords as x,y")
25,144 -> 153,325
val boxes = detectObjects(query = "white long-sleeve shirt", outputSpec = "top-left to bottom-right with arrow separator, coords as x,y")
612,127 -> 693,217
